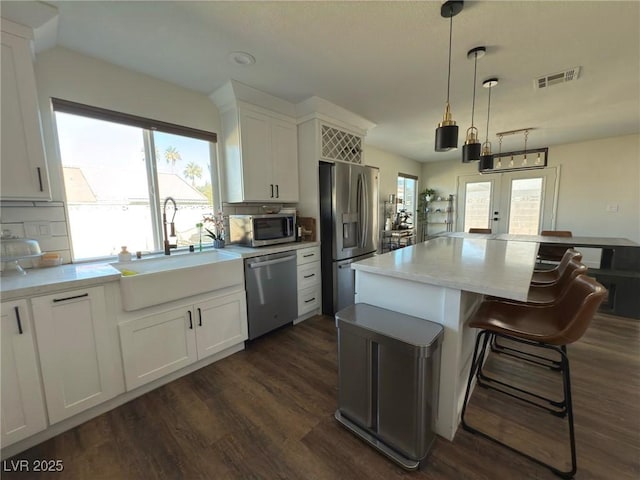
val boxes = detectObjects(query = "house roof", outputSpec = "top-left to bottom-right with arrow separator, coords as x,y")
63,167 -> 207,204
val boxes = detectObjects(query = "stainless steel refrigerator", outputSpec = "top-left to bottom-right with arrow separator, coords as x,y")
319,161 -> 379,315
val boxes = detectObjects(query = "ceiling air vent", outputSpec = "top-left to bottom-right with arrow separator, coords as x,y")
535,66 -> 581,89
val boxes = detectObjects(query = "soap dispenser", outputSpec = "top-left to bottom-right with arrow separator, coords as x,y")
118,246 -> 132,262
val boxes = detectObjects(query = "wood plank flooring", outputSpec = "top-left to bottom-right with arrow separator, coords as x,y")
3,312 -> 639,479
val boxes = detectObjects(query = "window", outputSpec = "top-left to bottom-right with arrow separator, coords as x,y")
396,173 -> 417,227
53,99 -> 217,261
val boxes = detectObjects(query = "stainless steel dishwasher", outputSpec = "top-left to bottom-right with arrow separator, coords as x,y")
245,251 -> 298,340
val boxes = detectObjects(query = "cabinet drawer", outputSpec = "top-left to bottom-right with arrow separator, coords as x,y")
297,246 -> 320,265
297,262 -> 321,290
298,285 -> 321,316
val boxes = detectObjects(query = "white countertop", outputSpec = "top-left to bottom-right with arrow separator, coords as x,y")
0,241 -> 320,300
352,236 -> 538,301
0,263 -> 121,300
440,231 -> 639,247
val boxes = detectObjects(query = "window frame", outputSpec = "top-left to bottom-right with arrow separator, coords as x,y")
51,98 -> 219,261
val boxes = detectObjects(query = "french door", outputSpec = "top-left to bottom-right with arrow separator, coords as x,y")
456,168 -> 558,234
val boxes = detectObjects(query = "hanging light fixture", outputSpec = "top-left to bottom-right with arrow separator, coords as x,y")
435,0 -> 464,152
462,46 -> 485,162
479,78 -> 498,171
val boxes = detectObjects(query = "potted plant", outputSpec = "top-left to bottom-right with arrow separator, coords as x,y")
423,188 -> 436,202
202,211 -> 226,248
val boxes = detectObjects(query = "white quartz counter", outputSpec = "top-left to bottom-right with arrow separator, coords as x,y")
352,236 -> 538,301
0,241 -> 319,300
0,263 -> 121,300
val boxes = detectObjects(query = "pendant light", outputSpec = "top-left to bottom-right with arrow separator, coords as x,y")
479,78 -> 498,171
435,0 -> 464,152
462,46 -> 485,163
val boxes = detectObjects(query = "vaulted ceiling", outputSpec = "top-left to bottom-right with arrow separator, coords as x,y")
4,1 -> 639,162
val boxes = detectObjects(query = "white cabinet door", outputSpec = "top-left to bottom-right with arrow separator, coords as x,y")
1,300 -> 47,447
31,287 -> 119,423
195,291 -> 248,360
0,25 -> 50,200
119,305 -> 197,391
222,104 -> 298,203
239,108 -> 272,201
271,118 -> 299,202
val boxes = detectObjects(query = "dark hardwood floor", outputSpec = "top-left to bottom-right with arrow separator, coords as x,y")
4,312 -> 639,479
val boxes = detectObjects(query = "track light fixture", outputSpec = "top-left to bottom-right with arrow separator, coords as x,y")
462,46 -> 485,163
435,1 -> 464,152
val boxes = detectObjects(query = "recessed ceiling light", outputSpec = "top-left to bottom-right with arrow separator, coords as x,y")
228,51 -> 256,66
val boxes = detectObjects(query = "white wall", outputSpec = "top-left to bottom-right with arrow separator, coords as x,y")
365,144 -> 423,207
421,133 -> 640,243
0,47 -> 222,264
35,47 -> 221,202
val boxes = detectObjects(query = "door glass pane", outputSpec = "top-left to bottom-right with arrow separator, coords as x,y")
463,181 -> 492,232
507,178 -> 543,234
154,132 -> 214,247
56,112 -> 154,259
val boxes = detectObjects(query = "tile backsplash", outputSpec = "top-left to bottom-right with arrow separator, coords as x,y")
0,201 -> 71,269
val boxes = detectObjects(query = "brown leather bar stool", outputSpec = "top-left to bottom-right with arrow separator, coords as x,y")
469,228 -> 492,234
489,258 -> 588,378
538,230 -> 574,263
532,248 -> 582,285
461,275 -> 607,479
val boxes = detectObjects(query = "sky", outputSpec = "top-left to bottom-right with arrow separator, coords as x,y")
55,112 -> 213,187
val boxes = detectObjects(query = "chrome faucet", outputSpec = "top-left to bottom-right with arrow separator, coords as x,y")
163,197 -> 178,255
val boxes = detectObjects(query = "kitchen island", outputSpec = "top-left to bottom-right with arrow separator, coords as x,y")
352,236 -> 539,441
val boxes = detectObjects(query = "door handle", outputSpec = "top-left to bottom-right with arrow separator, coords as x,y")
53,293 -> 89,303
14,306 -> 23,335
275,184 -> 279,198
197,307 -> 202,326
493,217 -> 499,221
303,273 -> 315,279
188,310 -> 193,329
270,184 -> 274,198
338,263 -> 351,269
247,255 -> 296,269
37,167 -> 44,192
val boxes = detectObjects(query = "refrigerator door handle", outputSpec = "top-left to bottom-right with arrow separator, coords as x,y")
362,173 -> 369,249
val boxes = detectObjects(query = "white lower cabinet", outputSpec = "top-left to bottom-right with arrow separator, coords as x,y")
119,290 -> 247,391
31,286 -> 121,424
1,300 -> 47,447
296,246 -> 321,317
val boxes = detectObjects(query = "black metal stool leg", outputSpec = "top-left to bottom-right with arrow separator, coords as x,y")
461,330 -> 577,479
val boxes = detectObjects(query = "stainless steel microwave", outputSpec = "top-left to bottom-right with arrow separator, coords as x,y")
228,214 -> 296,247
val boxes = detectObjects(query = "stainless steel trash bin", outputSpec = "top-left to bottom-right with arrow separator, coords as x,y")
335,303 -> 443,470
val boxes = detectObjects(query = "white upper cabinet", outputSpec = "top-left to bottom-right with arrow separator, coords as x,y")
1,20 -> 51,200
211,80 -> 298,203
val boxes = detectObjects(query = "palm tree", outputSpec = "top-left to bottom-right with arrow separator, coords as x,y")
183,161 -> 203,186
164,146 -> 182,173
